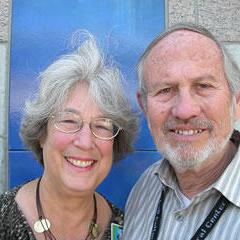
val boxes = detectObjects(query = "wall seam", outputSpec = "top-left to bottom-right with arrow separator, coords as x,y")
0,0 -> 11,193
164,0 -> 169,28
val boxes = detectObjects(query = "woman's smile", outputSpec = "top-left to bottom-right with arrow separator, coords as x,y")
65,156 -> 96,168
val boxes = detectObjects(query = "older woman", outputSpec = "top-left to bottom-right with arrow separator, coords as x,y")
0,32 -> 138,240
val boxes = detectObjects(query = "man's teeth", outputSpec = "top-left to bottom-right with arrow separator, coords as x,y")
68,158 -> 94,167
174,129 -> 203,135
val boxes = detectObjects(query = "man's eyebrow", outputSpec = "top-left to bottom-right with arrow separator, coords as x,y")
147,80 -> 177,90
147,74 -> 218,91
191,74 -> 216,82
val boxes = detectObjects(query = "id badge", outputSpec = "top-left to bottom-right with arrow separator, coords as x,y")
111,223 -> 123,240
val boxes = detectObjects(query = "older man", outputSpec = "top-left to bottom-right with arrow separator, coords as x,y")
123,23 -> 240,240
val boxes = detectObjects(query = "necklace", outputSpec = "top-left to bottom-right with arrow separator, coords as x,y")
33,178 -> 100,240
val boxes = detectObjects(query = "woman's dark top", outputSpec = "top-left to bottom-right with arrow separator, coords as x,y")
0,186 -> 124,240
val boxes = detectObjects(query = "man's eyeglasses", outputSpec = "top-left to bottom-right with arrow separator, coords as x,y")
51,111 -> 122,140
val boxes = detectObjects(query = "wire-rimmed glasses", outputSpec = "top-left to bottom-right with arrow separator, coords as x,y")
51,111 -> 122,140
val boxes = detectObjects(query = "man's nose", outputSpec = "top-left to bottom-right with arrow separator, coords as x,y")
171,91 -> 201,120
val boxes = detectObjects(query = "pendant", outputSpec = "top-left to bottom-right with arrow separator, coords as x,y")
34,218 -> 51,233
91,222 -> 100,239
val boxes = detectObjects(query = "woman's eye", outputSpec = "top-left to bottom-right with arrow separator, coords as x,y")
61,119 -> 76,124
59,119 -> 79,128
95,124 -> 112,131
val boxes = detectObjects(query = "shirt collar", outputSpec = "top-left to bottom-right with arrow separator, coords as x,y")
153,130 -> 240,207
153,158 -> 178,190
213,142 -> 240,207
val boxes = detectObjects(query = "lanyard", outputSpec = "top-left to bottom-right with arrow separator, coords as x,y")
150,189 -> 230,240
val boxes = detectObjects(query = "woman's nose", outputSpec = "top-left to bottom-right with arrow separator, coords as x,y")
73,124 -> 95,149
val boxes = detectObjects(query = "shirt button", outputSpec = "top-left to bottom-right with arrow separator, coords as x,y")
175,214 -> 184,222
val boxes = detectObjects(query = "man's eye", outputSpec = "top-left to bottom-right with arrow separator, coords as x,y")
159,87 -> 171,94
197,83 -> 212,89
196,83 -> 215,92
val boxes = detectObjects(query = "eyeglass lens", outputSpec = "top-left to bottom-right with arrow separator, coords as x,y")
53,112 -> 120,139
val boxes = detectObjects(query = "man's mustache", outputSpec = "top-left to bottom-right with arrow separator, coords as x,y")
163,118 -> 214,132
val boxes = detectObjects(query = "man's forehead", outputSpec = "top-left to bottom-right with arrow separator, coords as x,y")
144,29 -> 222,67
155,29 -> 211,45
148,30 -> 219,56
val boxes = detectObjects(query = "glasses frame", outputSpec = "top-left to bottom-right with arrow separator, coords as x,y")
51,112 -> 122,140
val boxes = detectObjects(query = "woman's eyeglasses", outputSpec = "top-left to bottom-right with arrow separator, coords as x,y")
51,111 -> 122,140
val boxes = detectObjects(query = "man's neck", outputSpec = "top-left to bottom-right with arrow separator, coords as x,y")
175,141 -> 237,199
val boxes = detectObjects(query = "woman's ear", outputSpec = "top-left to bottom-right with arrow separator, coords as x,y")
39,133 -> 47,148
39,137 -> 45,148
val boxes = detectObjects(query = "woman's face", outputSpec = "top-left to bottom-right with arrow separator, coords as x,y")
40,84 -> 114,195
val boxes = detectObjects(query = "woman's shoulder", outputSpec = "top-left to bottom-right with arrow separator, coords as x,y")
106,199 -> 124,226
0,186 -> 20,212
0,186 -> 22,238
0,183 -> 36,240
100,195 -> 124,240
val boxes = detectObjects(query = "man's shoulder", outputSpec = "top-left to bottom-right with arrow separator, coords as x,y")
124,159 -> 164,238
137,159 -> 163,182
128,159 -> 163,198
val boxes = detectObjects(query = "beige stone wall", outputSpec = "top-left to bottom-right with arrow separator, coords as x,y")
166,0 -> 240,42
0,0 -> 11,192
0,0 -> 10,41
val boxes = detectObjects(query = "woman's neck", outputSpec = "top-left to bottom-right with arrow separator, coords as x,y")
37,177 -> 97,240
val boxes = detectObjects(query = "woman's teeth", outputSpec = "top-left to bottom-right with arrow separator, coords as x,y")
67,158 -> 94,168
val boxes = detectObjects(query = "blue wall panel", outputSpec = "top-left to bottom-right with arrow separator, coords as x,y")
9,0 -> 164,208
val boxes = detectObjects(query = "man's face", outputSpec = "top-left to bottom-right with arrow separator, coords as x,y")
141,30 -> 239,172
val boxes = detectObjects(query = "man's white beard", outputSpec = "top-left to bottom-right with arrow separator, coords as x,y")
157,132 -> 232,173
155,98 -> 236,173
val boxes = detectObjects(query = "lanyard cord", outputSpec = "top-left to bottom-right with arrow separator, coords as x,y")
149,189 -> 166,240
150,189 -> 230,240
191,194 -> 229,240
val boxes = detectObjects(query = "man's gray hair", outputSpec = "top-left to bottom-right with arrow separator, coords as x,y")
20,31 -> 138,165
137,23 -> 240,107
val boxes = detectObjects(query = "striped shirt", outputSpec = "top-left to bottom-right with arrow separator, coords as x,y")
123,131 -> 240,240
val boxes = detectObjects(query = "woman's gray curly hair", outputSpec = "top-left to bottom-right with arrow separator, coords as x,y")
20,31 -> 139,165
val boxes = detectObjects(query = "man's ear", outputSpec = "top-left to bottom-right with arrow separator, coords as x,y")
235,92 -> 240,120
137,90 -> 146,113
